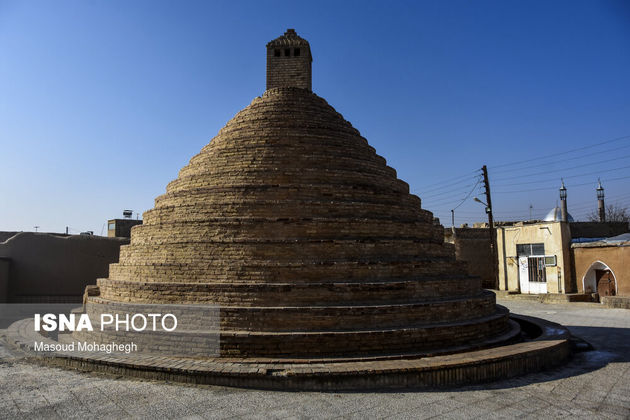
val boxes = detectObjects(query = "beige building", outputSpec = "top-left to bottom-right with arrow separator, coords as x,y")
496,221 -> 572,294
448,214 -> 628,296
572,234 -> 630,300
107,218 -> 142,238
107,210 -> 142,238
492,220 -> 628,295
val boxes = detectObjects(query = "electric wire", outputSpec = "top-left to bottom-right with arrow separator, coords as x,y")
420,180 -> 481,199
420,135 -> 630,225
422,185 -> 485,206
415,168 -> 481,189
416,171 -> 482,195
452,177 -> 483,211
490,142 -> 630,175
492,157 -> 630,184
494,174 -> 630,194
488,135 -> 630,170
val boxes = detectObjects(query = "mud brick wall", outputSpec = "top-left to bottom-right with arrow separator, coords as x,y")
445,228 -> 494,289
0,232 -> 127,303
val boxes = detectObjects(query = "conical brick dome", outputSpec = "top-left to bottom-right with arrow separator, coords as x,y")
92,30 -> 515,358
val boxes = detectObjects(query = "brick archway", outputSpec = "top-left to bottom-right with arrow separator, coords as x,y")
582,261 -> 617,295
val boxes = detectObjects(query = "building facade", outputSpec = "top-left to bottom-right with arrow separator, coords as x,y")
107,218 -> 142,238
572,236 -> 630,298
496,221 -> 572,294
448,219 -> 629,296
494,221 -> 628,295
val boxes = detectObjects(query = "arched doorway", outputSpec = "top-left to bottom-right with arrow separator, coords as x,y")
582,261 -> 617,297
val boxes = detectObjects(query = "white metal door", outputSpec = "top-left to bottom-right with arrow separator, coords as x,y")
518,257 -> 529,294
529,280 -> 547,294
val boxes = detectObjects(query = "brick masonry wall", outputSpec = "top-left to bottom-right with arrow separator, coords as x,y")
84,85 -> 510,357
266,48 -> 311,90
445,228 -> 494,289
6,314 -> 570,391
572,244 -> 630,296
266,29 -> 312,91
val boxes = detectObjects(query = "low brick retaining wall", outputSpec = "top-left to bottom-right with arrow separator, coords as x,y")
601,296 -> 630,309
2,314 -> 571,391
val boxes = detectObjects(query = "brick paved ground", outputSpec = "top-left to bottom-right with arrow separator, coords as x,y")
0,299 -> 628,419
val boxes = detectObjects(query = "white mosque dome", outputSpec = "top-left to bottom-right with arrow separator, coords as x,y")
544,207 -> 574,222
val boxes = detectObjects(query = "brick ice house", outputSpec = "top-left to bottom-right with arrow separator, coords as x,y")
90,28 -> 513,355
40,30 -> 571,388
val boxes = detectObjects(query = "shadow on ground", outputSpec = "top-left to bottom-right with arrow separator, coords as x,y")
328,325 -> 630,394
1,321 -> 628,395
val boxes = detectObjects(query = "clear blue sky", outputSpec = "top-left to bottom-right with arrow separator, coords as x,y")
1,0 -> 629,234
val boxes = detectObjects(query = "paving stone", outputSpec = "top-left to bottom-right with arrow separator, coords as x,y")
0,300 -> 628,420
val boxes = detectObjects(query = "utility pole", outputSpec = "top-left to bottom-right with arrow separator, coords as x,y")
481,165 -> 499,290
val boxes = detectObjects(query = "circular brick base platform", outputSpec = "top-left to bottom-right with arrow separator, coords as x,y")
3,314 -> 571,391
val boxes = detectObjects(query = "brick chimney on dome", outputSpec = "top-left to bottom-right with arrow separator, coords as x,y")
266,29 -> 312,91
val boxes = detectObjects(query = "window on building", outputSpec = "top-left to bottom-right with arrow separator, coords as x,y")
528,257 -> 547,282
544,255 -> 557,266
294,48 -> 300,56
108,222 -> 115,231
284,48 -> 290,56
516,243 -> 545,256
517,243 -> 554,283
274,49 -> 280,57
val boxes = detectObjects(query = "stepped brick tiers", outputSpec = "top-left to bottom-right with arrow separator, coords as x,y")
6,29 -> 571,390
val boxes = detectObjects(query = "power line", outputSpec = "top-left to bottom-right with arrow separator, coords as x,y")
452,177 -> 482,211
490,142 -> 630,175
488,134 -> 630,170
422,187 -> 485,207
567,191 -> 630,209
420,181 -> 480,199
572,199 -> 630,220
491,195 -> 630,221
459,192 -> 630,216
443,210 -> 487,215
493,211 -> 548,218
494,174 -> 630,194
569,202 -> 602,212
416,172 -> 482,195
492,155 -> 630,184
414,168 -> 481,190
423,195 -> 478,206
492,196 -> 630,221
